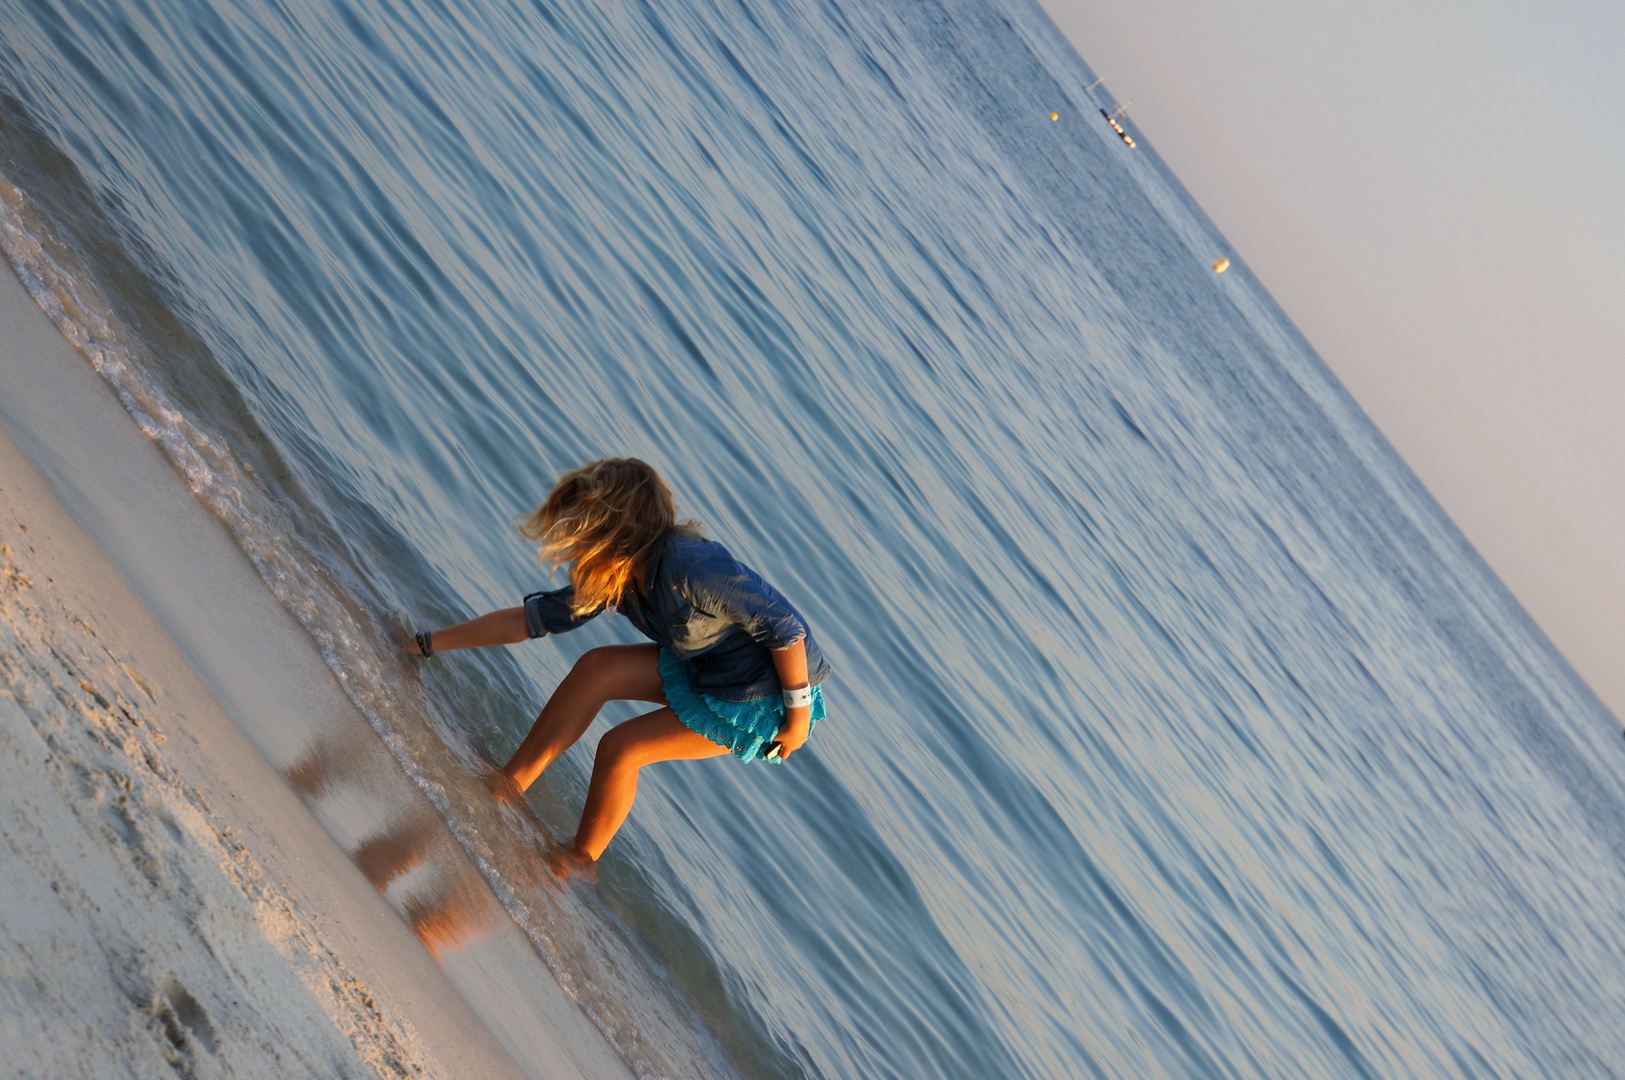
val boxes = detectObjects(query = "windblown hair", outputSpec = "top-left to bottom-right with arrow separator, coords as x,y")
518,458 -> 698,615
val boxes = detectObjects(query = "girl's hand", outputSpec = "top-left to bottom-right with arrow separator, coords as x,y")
773,706 -> 812,760
392,626 -> 427,660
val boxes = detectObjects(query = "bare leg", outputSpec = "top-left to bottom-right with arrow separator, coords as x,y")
572,709 -> 728,860
502,644 -> 666,790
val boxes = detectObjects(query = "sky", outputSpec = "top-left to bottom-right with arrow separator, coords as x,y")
1034,0 -> 1625,722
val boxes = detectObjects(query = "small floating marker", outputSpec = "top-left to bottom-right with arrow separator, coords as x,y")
1050,111 -> 1060,121
1212,257 -> 1230,274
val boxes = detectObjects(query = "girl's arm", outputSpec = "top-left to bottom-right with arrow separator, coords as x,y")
413,585 -> 603,658
771,640 -> 814,759
414,607 -> 529,655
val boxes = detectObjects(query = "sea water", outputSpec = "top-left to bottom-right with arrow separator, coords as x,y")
3,0 -> 1625,1075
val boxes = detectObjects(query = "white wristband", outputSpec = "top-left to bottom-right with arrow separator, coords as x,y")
782,685 -> 812,710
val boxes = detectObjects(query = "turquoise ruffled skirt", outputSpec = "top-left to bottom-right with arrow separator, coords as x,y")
657,647 -> 825,763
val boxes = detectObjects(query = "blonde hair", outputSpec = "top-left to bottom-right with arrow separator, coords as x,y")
518,458 -> 697,615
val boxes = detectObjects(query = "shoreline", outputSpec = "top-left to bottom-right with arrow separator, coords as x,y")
0,259 -> 630,1077
0,415 -> 479,1076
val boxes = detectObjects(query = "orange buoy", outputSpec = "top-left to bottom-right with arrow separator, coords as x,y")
1212,257 -> 1230,274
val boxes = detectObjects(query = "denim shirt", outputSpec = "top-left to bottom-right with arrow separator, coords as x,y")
523,532 -> 831,702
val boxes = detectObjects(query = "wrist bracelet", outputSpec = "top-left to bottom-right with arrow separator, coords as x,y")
415,630 -> 434,658
782,684 -> 811,709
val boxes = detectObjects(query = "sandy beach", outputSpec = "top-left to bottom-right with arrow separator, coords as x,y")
0,259 -> 629,1077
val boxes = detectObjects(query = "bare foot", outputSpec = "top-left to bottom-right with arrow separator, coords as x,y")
544,843 -> 598,884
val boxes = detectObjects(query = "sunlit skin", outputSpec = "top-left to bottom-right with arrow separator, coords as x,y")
414,574 -> 812,866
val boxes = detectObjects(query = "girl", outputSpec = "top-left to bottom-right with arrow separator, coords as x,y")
412,458 -> 830,869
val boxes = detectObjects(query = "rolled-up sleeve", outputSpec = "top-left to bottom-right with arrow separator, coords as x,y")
522,586 -> 601,639
683,550 -> 808,651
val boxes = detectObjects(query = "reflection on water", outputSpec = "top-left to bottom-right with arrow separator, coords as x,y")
353,813 -> 434,891
286,738 -> 498,956
277,689 -> 500,955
